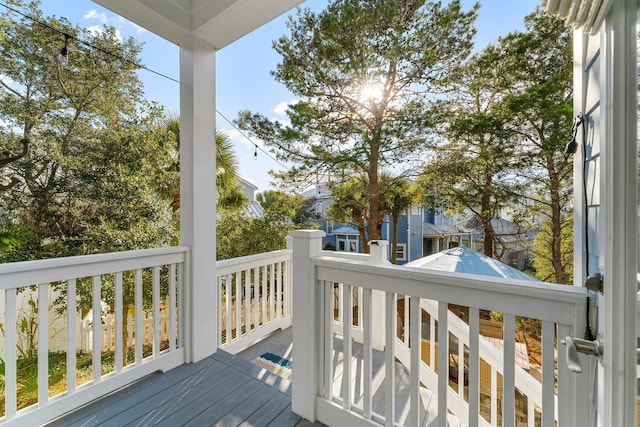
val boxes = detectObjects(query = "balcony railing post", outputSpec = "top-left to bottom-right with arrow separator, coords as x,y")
290,229 -> 325,422
367,240 -> 388,351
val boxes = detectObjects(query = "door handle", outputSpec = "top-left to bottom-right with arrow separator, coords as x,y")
560,336 -> 603,373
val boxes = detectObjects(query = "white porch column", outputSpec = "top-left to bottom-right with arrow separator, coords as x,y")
291,230 -> 325,421
180,39 -> 217,363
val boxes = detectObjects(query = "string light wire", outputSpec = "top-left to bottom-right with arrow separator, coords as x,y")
0,1 -> 291,171
0,1 -> 180,84
215,110 -> 290,170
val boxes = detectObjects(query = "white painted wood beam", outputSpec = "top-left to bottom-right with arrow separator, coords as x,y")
180,38 -> 218,363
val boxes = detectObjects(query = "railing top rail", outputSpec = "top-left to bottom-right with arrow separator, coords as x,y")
313,254 -> 587,323
0,246 -> 189,287
320,250 -> 368,261
216,249 -> 293,270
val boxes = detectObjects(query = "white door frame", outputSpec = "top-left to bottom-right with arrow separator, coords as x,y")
598,0 -> 637,425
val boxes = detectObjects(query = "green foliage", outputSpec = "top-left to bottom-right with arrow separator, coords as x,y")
216,211 -> 295,260
257,190 -> 317,226
532,214 -> 574,284
257,190 -> 299,218
327,174 -> 415,259
418,35 -> 524,258
238,0 -> 479,243
215,131 -> 248,212
418,8 -> 572,269
327,177 -> 370,251
498,9 -> 574,284
159,112 -> 247,214
381,176 -> 416,263
0,221 -> 29,253
0,1 -> 173,262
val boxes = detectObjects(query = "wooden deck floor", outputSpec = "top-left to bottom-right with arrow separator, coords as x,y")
46,327 -> 451,427
236,328 -> 446,427
45,338 -> 320,427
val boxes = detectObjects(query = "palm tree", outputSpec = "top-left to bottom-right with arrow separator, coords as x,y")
161,112 -> 248,217
327,177 -> 370,253
215,132 -> 248,212
381,175 -> 416,264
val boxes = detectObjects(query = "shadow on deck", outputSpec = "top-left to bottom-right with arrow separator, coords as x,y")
45,328 -> 319,427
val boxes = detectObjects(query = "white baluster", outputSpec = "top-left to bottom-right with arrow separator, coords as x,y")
385,292 -> 396,427
115,272 -> 123,372
153,266 -> 160,356
468,307 -> 479,427
38,283 -> 49,405
93,275 -> 102,381
67,279 -> 77,393
503,314 -> 516,427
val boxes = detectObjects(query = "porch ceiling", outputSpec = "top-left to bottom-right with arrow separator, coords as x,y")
91,0 -> 304,49
542,0 -> 613,33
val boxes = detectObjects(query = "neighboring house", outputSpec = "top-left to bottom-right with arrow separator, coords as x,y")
238,176 -> 264,218
304,183 -> 534,268
238,176 -> 258,202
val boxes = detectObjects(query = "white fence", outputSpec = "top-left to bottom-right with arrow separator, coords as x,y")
80,308 -> 171,353
216,249 -> 293,354
0,246 -> 187,427
290,231 -> 591,427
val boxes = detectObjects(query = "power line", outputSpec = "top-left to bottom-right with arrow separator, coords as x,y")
0,1 -> 291,171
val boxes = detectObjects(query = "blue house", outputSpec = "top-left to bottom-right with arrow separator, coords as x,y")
302,184 -> 534,267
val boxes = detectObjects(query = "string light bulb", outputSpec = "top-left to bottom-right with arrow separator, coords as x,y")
254,144 -> 257,160
565,114 -> 584,154
59,34 -> 70,65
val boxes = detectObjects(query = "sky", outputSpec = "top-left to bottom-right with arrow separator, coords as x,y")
25,0 -> 541,193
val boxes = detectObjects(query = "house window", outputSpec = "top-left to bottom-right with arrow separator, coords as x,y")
337,237 -> 359,253
396,243 -> 407,261
327,221 -> 333,235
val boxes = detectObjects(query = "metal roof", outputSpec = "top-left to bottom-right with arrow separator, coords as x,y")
406,246 -> 538,282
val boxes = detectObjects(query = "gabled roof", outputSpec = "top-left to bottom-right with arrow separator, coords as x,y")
422,223 -> 469,236
333,225 -> 360,235
242,201 -> 264,219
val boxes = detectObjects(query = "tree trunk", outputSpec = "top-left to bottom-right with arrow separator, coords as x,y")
391,214 -> 399,264
357,225 -> 368,254
367,135 -> 382,245
546,153 -> 567,284
367,190 -> 382,244
480,170 -> 495,258
482,216 -> 495,258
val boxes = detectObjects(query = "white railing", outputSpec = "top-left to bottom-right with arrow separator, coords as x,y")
216,249 -> 293,354
291,231 -> 592,427
395,299 -> 554,427
0,246 -> 187,427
